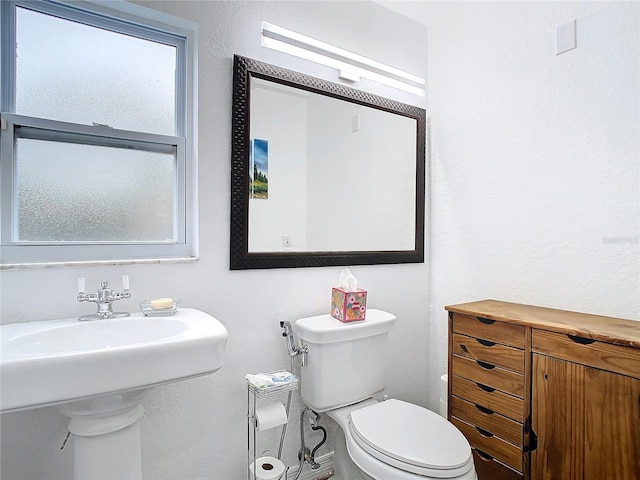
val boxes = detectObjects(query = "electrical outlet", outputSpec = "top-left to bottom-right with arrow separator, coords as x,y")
283,235 -> 291,247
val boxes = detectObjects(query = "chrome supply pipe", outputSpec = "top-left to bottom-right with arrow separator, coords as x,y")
280,321 -> 309,366
277,357 -> 295,461
290,408 -> 308,480
279,321 -> 323,479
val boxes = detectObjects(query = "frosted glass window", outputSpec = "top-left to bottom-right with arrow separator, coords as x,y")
15,7 -> 177,136
1,0 -> 196,265
15,137 -> 176,242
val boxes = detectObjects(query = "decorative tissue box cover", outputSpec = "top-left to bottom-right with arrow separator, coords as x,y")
331,287 -> 367,322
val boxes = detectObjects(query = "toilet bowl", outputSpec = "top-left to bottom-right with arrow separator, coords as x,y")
293,310 -> 477,480
328,398 -> 476,480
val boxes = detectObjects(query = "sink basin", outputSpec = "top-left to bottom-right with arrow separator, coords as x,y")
0,308 -> 228,413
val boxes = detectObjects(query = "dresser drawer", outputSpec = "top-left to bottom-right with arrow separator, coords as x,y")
451,396 -> 523,447
532,329 -> 640,379
452,332 -> 525,373
452,416 -> 522,472
452,354 -> 525,398
451,375 -> 524,421
452,313 -> 525,349
472,448 -> 523,480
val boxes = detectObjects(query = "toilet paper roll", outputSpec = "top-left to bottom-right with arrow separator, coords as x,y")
249,456 -> 285,480
255,402 -> 288,431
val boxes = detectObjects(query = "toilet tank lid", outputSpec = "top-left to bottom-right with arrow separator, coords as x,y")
294,309 -> 396,344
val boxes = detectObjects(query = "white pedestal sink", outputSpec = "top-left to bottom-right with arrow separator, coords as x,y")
0,308 -> 228,480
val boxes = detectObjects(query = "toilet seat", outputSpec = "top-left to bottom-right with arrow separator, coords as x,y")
348,399 -> 473,478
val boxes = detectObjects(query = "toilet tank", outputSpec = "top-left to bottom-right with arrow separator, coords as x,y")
294,309 -> 396,412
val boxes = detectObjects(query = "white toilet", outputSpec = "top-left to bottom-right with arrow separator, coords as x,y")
294,309 -> 477,480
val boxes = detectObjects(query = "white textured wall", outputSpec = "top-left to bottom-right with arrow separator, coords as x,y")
381,0 -> 639,409
0,2 -> 428,479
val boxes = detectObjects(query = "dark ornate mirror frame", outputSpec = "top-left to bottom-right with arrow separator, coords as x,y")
230,54 -> 426,270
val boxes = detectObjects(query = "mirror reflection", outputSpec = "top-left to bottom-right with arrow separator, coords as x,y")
249,78 -> 417,253
230,55 -> 426,269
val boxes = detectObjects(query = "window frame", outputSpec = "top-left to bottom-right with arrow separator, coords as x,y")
0,0 -> 198,267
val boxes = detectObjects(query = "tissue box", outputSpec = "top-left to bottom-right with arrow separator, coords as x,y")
331,287 -> 367,322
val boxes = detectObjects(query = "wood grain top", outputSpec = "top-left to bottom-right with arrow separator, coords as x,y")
445,300 -> 640,349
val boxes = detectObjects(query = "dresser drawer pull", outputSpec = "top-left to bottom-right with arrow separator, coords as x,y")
477,360 -> 495,370
475,404 -> 495,415
478,317 -> 496,325
477,382 -> 496,393
566,334 -> 596,345
460,343 -> 469,353
476,338 -> 496,347
475,426 -> 494,438
475,449 -> 494,461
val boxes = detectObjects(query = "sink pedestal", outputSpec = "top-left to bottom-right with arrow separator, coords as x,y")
58,391 -> 148,480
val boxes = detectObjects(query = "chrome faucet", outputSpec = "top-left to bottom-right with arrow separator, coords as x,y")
77,276 -> 131,321
280,320 -> 309,366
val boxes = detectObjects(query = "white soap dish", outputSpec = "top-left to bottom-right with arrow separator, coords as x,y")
140,299 -> 180,316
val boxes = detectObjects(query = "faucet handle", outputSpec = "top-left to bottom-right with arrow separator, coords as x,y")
77,277 -> 85,294
122,274 -> 130,291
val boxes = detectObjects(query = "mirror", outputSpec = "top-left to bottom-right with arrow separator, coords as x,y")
230,55 -> 426,269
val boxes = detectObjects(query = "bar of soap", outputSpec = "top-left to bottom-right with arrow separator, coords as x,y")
150,297 -> 173,310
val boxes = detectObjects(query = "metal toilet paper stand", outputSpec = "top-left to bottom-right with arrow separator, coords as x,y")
246,371 -> 299,480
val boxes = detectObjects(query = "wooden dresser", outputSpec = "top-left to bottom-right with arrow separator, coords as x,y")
445,300 -> 640,480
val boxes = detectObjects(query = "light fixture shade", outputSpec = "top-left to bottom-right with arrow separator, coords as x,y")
261,22 -> 425,96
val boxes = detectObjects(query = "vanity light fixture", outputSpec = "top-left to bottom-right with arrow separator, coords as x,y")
261,22 -> 425,96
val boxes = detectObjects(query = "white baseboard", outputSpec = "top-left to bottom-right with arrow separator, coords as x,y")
285,452 -> 334,480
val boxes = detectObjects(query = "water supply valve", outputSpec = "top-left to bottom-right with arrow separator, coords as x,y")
280,320 -> 309,365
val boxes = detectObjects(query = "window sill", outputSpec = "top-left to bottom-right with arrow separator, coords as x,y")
0,256 -> 199,271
